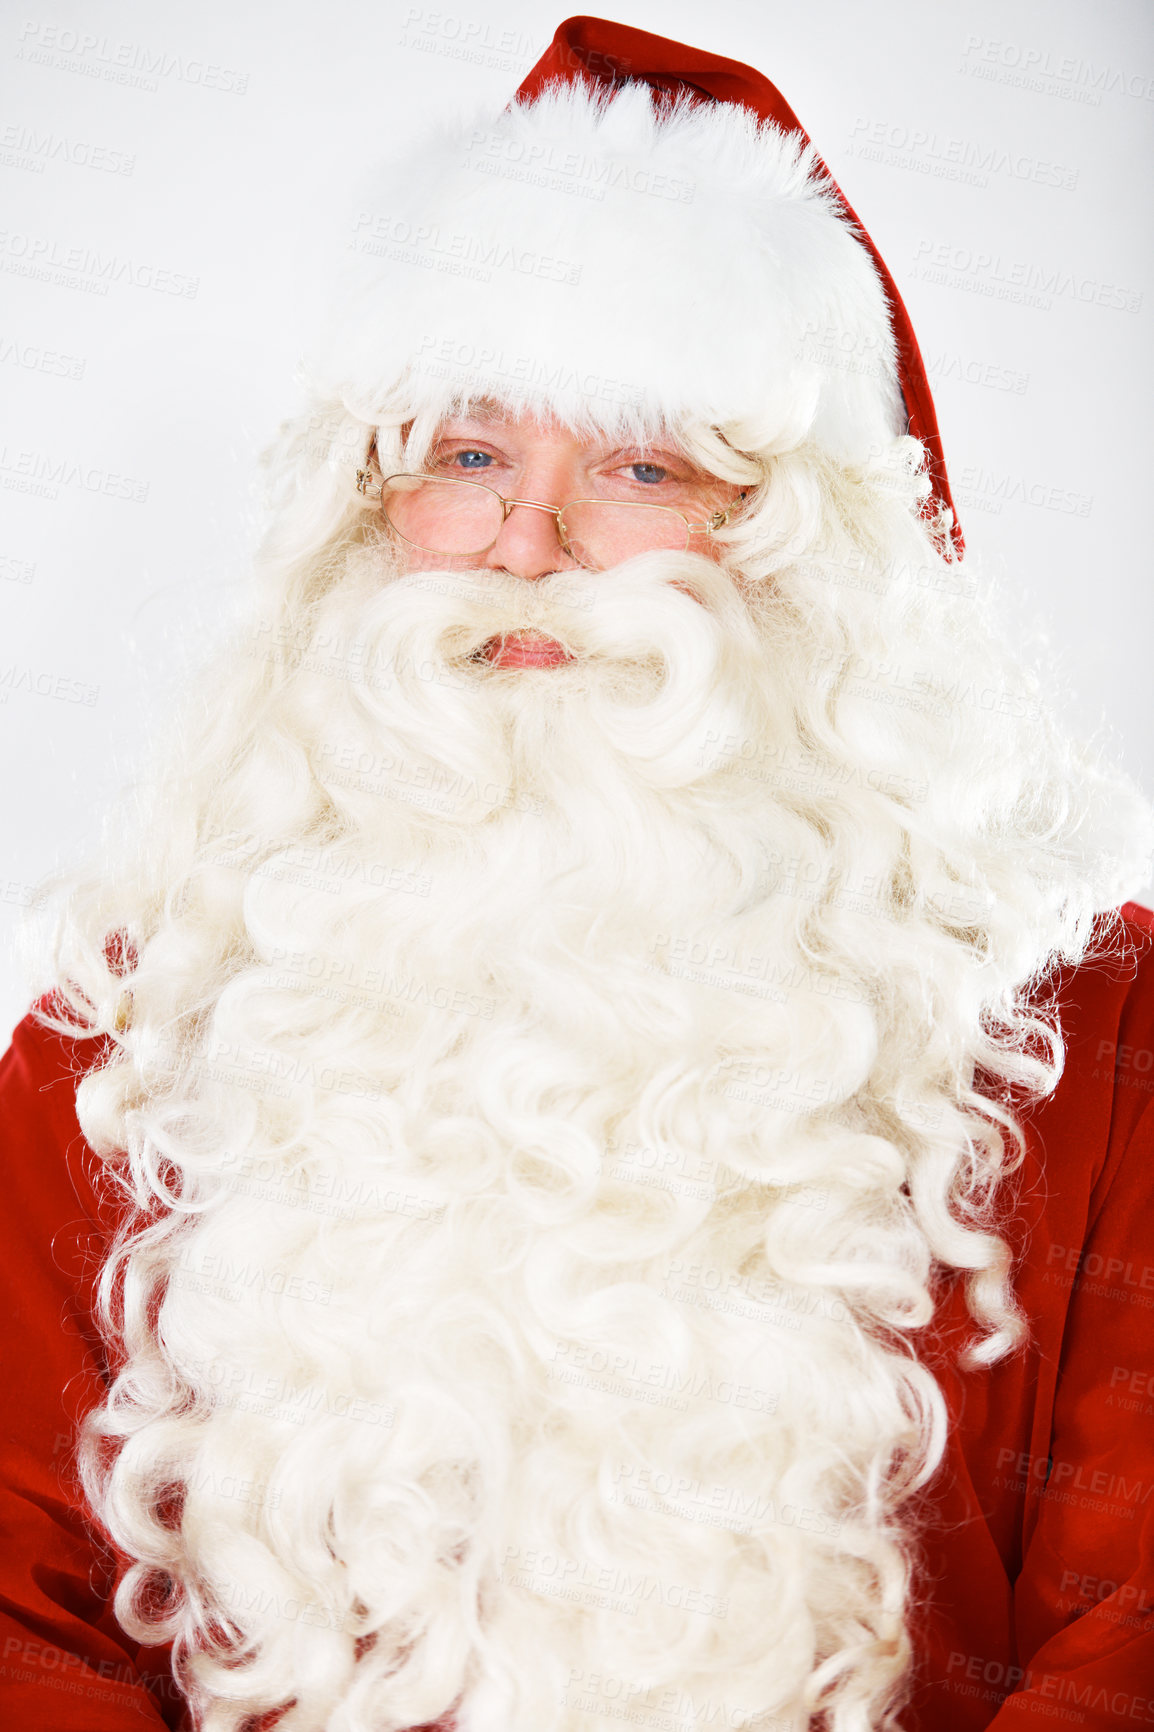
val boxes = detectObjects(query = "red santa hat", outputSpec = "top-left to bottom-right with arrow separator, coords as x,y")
329,14 -> 961,549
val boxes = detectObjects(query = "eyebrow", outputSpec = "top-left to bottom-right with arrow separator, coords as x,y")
446,398 -> 507,425
435,411 -> 688,461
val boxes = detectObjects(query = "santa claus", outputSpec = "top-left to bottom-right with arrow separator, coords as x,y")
3,17 -> 1153,1732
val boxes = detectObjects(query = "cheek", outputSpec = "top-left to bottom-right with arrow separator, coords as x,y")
395,544 -> 485,576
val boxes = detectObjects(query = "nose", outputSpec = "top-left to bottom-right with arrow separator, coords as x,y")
484,500 -> 573,580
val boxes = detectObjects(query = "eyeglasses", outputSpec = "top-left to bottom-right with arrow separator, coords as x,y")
355,468 -> 744,572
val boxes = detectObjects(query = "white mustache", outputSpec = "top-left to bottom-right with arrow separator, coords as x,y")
321,550 -> 765,791
346,548 -> 751,670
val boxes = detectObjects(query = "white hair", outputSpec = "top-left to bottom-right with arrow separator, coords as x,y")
42,392 -> 1151,1732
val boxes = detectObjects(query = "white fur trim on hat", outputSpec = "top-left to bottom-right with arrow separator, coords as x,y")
318,81 -> 904,461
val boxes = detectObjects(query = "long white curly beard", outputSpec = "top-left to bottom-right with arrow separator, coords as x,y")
89,545 -> 1022,1732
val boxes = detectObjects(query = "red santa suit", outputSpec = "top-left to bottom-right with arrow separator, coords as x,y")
2,902 -> 1152,1731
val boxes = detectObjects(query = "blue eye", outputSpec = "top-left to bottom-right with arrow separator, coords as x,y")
629,462 -> 668,484
454,449 -> 492,470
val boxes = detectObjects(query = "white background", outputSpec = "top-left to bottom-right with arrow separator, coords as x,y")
2,0 -> 1152,1037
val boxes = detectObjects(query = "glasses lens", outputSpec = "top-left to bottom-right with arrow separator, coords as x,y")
381,476 -> 505,556
559,502 -> 690,571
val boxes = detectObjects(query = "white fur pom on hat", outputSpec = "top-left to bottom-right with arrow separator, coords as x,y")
316,15 -> 960,542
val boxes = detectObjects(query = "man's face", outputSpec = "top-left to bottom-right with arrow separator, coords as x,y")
367,406 -> 744,668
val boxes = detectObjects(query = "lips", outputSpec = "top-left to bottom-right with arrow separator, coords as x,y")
482,630 -> 572,669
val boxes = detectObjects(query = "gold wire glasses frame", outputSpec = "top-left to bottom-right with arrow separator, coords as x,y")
354,460 -> 744,571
